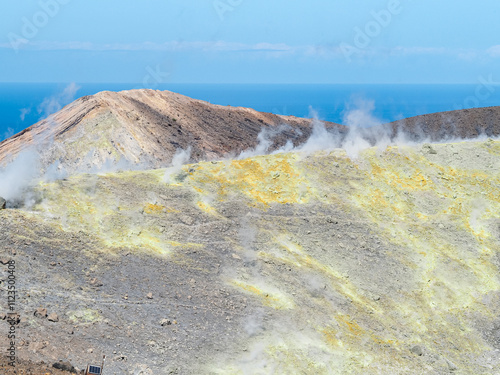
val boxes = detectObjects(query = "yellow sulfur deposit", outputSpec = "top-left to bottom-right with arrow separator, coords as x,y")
24,139 -> 500,374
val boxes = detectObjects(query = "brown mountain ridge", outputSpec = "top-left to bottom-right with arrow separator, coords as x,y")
0,89 -> 499,174
0,89 -> 344,173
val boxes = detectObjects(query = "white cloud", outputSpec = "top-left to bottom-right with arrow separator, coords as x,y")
487,45 -> 500,58
0,40 -> 295,53
302,45 -> 453,59
389,46 -> 448,56
3,39 -> 498,63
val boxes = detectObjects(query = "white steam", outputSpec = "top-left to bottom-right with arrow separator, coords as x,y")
0,84 -> 81,205
238,125 -> 296,159
297,117 -> 341,153
242,99 -> 392,159
0,149 -> 72,207
237,97 -> 456,160
343,98 -> 382,129
43,160 -> 68,182
163,147 -> 192,183
37,83 -> 80,119
0,150 -> 40,204
341,99 -> 384,158
238,213 -> 261,262
238,342 -> 276,375
87,155 -> 150,175
244,312 -> 265,337
20,108 -> 31,122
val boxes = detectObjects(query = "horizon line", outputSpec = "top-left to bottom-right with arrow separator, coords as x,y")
0,82 -> 492,86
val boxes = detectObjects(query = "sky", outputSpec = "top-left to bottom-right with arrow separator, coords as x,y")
1,0 -> 500,84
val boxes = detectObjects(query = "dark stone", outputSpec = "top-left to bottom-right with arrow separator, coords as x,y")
53,360 -> 77,373
0,197 -> 6,209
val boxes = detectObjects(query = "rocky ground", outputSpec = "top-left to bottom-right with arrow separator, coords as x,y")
1,138 -> 499,374
0,355 -> 76,374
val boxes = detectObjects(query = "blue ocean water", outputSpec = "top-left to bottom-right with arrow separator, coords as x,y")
1,83 -> 500,142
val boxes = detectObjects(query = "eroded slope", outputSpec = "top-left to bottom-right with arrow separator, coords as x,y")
0,89 -> 343,173
0,139 -> 499,374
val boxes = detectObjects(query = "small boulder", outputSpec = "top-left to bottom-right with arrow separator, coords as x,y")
421,143 -> 437,155
160,319 -> 172,326
34,308 -> 48,318
180,215 -> 195,225
47,312 -> 59,322
0,197 -> 6,209
89,277 -> 103,287
410,345 -> 424,356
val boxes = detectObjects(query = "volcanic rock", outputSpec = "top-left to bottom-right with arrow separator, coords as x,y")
52,360 -> 76,373
47,313 -> 59,322
410,345 -> 424,356
34,308 -> 47,318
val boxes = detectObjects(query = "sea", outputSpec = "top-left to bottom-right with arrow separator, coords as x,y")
1,83 -> 500,142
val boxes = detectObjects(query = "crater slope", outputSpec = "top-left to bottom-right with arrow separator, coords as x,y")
1,139 -> 500,374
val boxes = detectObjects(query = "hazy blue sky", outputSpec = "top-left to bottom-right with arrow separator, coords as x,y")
1,0 -> 499,83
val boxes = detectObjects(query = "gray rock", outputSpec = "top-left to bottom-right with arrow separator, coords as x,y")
160,319 -> 172,326
34,307 -> 48,318
422,143 -> 437,155
446,358 -> 458,371
179,215 -> 195,225
48,312 -> 59,322
89,277 -> 103,287
0,197 -> 6,209
410,345 -> 424,356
